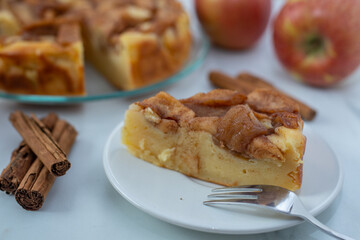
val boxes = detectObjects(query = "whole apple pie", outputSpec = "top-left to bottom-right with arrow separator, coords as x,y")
122,89 -> 306,191
0,0 -> 192,95
0,19 -> 85,95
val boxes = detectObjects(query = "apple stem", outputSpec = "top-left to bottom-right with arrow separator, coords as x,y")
303,34 -> 325,55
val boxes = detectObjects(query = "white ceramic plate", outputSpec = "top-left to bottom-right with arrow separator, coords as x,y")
103,123 -> 343,234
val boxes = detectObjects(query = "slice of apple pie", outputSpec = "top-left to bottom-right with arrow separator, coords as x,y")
122,89 -> 306,191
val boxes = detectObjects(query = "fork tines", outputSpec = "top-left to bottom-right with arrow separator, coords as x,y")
212,186 -> 263,193
204,186 -> 262,206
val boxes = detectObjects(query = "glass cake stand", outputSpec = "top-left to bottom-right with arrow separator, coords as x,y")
0,18 -> 209,104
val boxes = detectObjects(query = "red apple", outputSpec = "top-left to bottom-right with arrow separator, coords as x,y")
195,0 -> 271,49
273,0 -> 360,87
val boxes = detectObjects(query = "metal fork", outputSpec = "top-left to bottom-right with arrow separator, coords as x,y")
203,185 -> 353,240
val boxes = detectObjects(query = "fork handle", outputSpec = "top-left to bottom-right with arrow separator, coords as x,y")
299,213 -> 354,240
292,198 -> 354,240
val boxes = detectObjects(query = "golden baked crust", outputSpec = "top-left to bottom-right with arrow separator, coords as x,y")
122,89 -> 306,191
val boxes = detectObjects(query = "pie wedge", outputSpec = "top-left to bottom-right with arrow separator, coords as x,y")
122,89 -> 306,191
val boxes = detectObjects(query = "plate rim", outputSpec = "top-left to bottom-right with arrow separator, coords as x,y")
303,125 -> 344,217
103,123 -> 343,234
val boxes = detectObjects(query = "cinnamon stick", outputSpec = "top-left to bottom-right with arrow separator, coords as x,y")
9,111 -> 70,176
236,72 -> 275,91
15,119 -> 77,211
0,113 -> 58,194
209,71 -> 317,121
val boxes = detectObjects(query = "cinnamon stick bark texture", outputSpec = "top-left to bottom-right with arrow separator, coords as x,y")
0,113 -> 58,194
15,119 -> 77,211
209,71 -> 317,121
9,111 -> 70,176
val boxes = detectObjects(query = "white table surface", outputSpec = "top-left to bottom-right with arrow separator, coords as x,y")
1,1 -> 360,239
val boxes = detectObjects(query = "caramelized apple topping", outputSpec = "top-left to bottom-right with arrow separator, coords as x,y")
271,112 -> 300,129
187,117 -> 219,135
138,89 -> 303,161
7,0 -> 72,25
215,105 -> 268,153
77,0 -> 184,46
19,19 -> 81,44
181,89 -> 247,106
157,119 -> 179,134
180,104 -> 230,117
56,22 -> 81,45
33,2 -> 70,20
138,91 -> 195,121
181,89 -> 246,117
246,89 -> 299,114
247,136 -> 285,162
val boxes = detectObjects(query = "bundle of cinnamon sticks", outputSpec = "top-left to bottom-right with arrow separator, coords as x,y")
0,111 -> 77,211
209,71 -> 316,121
